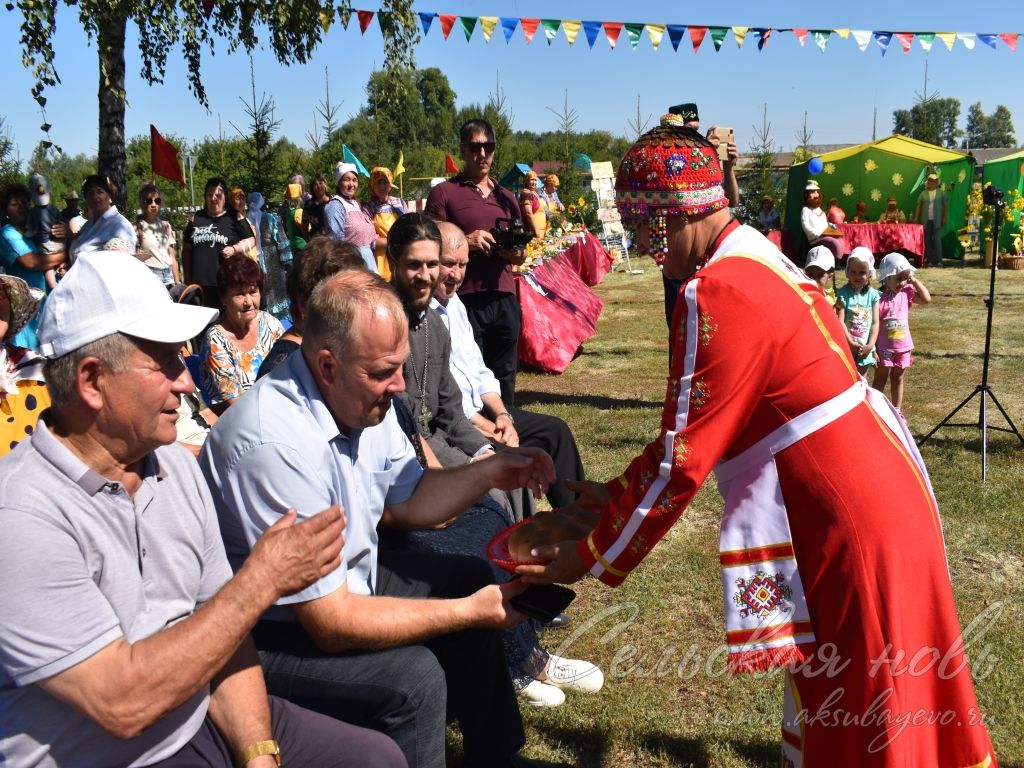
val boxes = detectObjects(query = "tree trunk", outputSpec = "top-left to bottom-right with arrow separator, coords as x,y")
97,14 -> 128,211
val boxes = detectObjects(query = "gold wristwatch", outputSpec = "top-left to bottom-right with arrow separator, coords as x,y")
238,739 -> 281,767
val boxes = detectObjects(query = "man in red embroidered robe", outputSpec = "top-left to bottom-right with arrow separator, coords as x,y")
519,116 -> 996,768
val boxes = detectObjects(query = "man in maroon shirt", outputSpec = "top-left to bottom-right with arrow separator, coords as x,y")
426,119 -> 525,404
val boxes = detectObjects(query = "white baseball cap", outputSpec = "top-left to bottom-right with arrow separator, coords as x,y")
38,251 -> 217,358
877,252 -> 915,283
805,245 -> 835,273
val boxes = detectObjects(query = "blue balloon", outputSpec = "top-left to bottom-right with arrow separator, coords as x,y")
808,157 -> 824,175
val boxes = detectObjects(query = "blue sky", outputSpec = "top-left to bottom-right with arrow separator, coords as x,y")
2,1 -> 1023,163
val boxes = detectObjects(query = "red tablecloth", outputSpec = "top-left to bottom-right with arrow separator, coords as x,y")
515,253 -> 603,373
838,222 -> 924,266
561,234 -> 615,287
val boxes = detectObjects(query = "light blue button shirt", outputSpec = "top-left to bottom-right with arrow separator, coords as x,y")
431,294 -> 501,418
200,349 -> 423,618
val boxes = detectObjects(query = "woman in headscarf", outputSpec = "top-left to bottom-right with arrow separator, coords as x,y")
518,171 -> 547,239
324,162 -> 377,272
362,166 -> 405,280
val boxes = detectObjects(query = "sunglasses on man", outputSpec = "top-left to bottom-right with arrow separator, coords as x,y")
463,141 -> 496,155
145,197 -> 162,205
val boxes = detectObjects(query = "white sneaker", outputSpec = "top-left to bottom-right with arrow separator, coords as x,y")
542,654 -> 604,693
518,679 -> 566,707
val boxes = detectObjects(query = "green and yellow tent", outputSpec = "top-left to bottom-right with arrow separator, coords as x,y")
785,135 -> 975,260
980,149 -> 1024,253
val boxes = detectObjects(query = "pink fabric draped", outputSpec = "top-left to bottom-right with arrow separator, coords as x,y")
838,222 -> 924,266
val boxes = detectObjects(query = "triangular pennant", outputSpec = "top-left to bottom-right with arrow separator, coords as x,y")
957,32 -> 976,50
603,21 -> 624,49
521,18 -> 540,44
202,0 -> 214,19
732,27 -> 749,48
666,24 -> 686,51
811,30 -> 830,52
357,10 -> 374,34
625,23 -> 644,50
343,145 -> 370,177
793,28 -> 808,46
376,11 -> 391,33
480,16 -> 497,42
445,153 -> 459,175
689,26 -> 708,52
542,19 -> 561,45
394,151 -> 405,177
582,21 -> 602,48
418,12 -> 435,37
709,27 -> 728,51
999,33 -> 1019,51
319,8 -> 333,32
500,17 -> 518,43
917,33 -> 935,53
438,14 -> 457,40
977,33 -> 998,50
646,24 -> 666,51
150,125 -> 185,186
895,32 -> 914,53
834,28 -> 851,39
936,32 -> 956,51
755,28 -> 772,50
852,29 -> 872,51
563,20 -> 582,47
873,31 -> 893,56
460,16 -> 477,42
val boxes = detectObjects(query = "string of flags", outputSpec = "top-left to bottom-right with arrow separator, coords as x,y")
321,9 -> 1020,55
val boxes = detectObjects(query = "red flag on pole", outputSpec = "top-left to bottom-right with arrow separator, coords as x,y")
150,125 -> 185,187
444,153 -> 460,175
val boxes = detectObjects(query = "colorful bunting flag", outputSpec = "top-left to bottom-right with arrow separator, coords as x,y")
917,33 -> 935,53
563,20 -> 582,46
343,145 -> 369,177
937,32 -> 956,51
500,17 -> 518,43
338,5 -> 350,29
811,30 -> 830,52
604,21 -> 624,49
582,20 -> 602,49
319,8 -> 333,32
202,0 -> 214,19
999,33 -> 1018,51
461,16 -> 477,41
357,10 -> 374,34
834,28 -> 851,39
689,26 -> 708,52
977,33 -> 998,50
666,24 -> 686,51
793,28 -> 808,46
521,18 -> 540,44
480,16 -> 497,42
445,153 -> 459,175
150,125 -> 185,187
709,26 -> 727,51
542,19 -> 561,45
852,29 -> 872,51
418,12 -> 435,36
646,24 -> 666,51
957,32 -> 976,50
625,23 -> 644,49
755,28 -> 772,51
438,14 -> 456,40
873,31 -> 893,56
732,26 -> 749,48
895,32 -> 914,53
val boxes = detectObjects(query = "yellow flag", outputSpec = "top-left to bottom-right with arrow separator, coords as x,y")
319,9 -> 333,32
937,32 -> 956,51
394,151 -> 405,177
646,24 -> 666,50
732,26 -> 749,47
563,20 -> 582,46
480,16 -> 498,43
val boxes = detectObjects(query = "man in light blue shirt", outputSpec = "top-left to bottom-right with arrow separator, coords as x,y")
201,269 -> 558,768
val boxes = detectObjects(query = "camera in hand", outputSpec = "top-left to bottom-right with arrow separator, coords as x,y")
489,217 -> 534,251
982,185 -> 1003,207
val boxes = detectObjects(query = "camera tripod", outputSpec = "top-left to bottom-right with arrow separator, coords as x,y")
918,187 -> 1024,481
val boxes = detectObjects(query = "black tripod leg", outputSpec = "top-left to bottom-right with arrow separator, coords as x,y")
985,389 -> 1024,446
918,387 -> 982,446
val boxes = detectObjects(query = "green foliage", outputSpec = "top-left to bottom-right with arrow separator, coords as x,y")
892,96 -> 963,148
736,106 -> 786,227
0,118 -> 22,189
24,143 -> 96,202
963,102 -> 1017,149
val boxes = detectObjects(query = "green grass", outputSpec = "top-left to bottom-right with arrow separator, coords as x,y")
501,254 -> 1024,767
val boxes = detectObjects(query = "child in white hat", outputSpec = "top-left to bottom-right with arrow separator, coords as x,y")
803,245 -> 836,306
836,247 -> 880,375
871,252 -> 931,418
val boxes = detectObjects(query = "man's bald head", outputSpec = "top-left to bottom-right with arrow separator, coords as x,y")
434,221 -> 470,305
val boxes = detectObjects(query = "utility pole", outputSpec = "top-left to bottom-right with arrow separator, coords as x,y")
872,105 -> 877,142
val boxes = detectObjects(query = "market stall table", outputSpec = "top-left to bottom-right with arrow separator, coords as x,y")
515,252 -> 604,374
838,222 -> 924,266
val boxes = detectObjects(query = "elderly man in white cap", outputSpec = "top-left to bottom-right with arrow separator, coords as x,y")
324,162 -> 377,271
518,115 -> 995,767
0,251 -> 406,768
